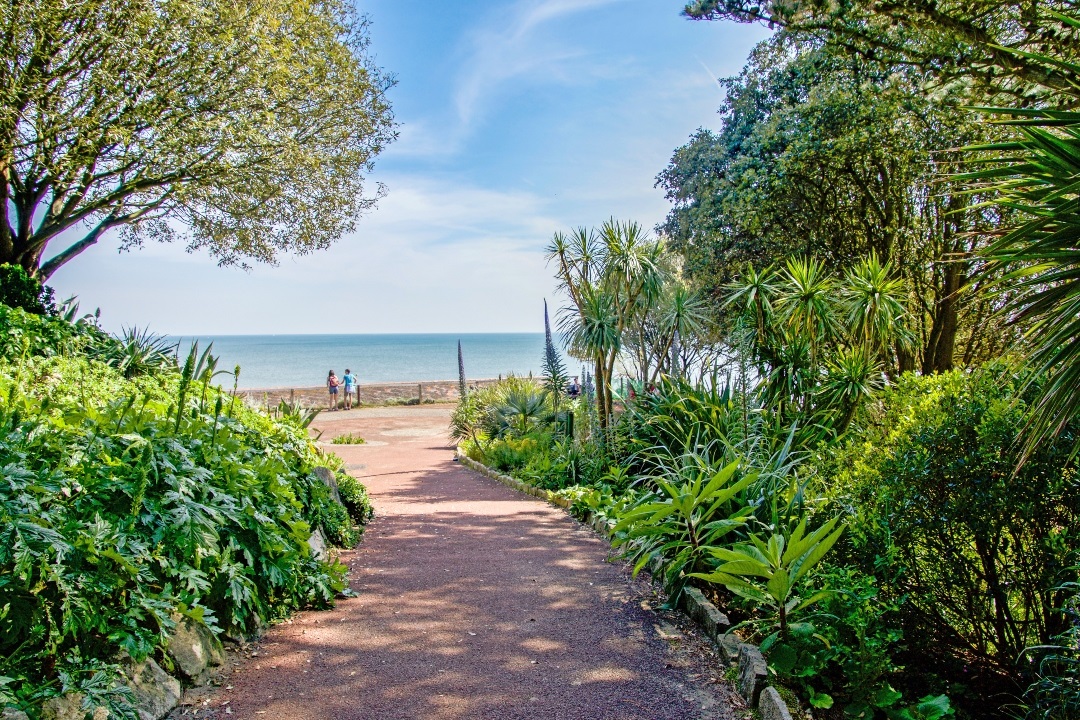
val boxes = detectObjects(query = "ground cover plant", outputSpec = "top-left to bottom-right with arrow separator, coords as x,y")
0,304 -> 372,717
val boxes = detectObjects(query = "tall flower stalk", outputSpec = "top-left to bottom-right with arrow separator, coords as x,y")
541,300 -> 568,412
458,340 -> 467,399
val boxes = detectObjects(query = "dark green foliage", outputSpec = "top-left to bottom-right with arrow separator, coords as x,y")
337,472 -> 375,525
822,361 -> 1080,709
520,436 -> 622,491
618,375 -> 745,473
969,105 -> 1080,459
0,264 -> 54,314
0,312 -> 369,714
1019,568 -> 1080,720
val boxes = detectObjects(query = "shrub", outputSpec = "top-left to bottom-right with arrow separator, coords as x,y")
613,456 -> 755,604
821,361 -> 1080,709
0,263 -> 55,314
330,432 -> 365,445
0,313 -> 370,716
338,472 -> 375,525
486,435 -> 544,472
1018,569 -> 1080,720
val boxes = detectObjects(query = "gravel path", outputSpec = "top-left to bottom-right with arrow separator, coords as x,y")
178,406 -> 742,720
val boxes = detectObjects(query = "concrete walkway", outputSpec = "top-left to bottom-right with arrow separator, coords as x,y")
186,406 -> 740,720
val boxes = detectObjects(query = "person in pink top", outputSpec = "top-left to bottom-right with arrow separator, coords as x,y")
327,370 -> 340,411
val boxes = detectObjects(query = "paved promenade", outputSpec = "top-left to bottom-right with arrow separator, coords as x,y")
185,406 -> 739,720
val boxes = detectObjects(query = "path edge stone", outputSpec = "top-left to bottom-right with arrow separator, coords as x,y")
454,448 -> 801,717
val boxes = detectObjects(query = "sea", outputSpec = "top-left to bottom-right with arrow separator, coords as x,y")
173,333 -> 581,390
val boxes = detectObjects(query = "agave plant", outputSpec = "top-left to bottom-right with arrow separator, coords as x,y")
273,399 -> 321,430
102,327 -> 178,378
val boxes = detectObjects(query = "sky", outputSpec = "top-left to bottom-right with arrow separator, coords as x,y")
46,0 -> 770,335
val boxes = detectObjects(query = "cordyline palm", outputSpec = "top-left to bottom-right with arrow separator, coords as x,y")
821,345 -> 884,436
651,284 -> 710,383
964,96 -> 1080,459
841,253 -> 912,357
775,257 -> 837,368
725,263 -> 778,351
558,282 -> 620,420
548,218 -> 663,427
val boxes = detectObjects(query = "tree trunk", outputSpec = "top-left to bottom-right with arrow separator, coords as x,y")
923,260 -> 963,374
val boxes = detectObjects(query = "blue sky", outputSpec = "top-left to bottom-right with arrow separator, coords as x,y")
47,0 -> 770,335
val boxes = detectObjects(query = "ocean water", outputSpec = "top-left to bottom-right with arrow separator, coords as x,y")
174,333 -> 581,390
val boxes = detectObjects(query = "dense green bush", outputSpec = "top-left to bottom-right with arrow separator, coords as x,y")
485,434 -> 544,472
618,376 -> 747,471
0,264 -> 55,315
0,312 -> 371,716
820,362 -> 1080,712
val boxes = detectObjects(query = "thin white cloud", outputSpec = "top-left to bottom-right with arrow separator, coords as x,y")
454,0 -> 625,129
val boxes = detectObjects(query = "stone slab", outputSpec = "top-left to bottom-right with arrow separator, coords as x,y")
760,687 -> 794,720
678,587 -> 731,643
308,527 -> 328,560
312,466 -> 341,504
121,657 -> 181,720
738,643 -> 768,707
40,694 -> 107,720
719,633 -> 741,663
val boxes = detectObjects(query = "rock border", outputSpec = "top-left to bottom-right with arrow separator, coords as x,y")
455,449 -> 801,719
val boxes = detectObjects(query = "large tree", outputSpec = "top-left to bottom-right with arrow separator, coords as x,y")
683,0 -> 1080,106
658,38 -> 1013,373
1,0 -> 396,279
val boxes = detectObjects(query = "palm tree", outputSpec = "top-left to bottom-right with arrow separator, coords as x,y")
650,283 -> 710,383
774,257 -> 838,369
971,104 -> 1080,458
841,253 -> 912,363
547,218 -> 665,428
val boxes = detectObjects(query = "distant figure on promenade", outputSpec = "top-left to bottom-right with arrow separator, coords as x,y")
327,370 -> 340,411
342,368 -> 357,410
567,376 -> 581,398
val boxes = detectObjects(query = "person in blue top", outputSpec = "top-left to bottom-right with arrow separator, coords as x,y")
342,368 -> 357,410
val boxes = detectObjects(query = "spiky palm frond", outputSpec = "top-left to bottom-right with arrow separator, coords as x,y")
841,253 -> 912,353
558,283 -> 621,362
102,327 -> 179,379
775,257 -> 838,357
971,105 -> 1080,457
493,388 -> 553,437
725,263 -> 779,355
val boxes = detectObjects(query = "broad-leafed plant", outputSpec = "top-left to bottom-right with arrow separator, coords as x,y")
612,456 -> 756,604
